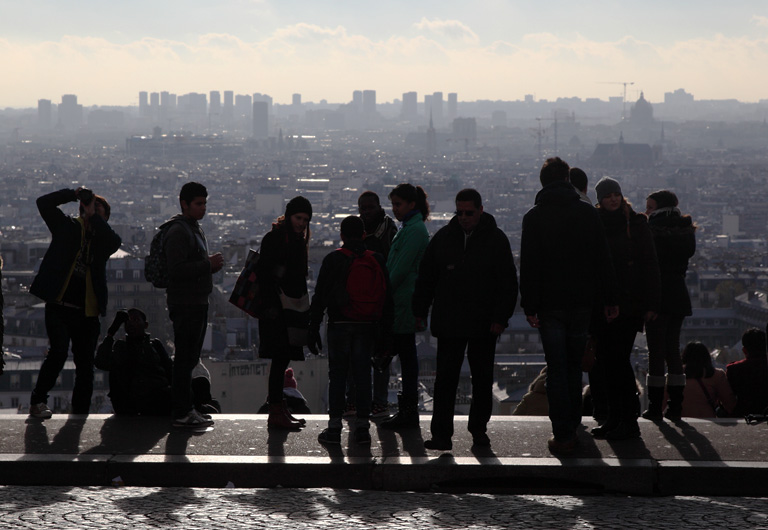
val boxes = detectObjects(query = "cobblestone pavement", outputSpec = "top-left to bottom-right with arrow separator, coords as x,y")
0,487 -> 767,529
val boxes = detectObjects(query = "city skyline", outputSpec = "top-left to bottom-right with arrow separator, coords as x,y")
2,2 -> 768,107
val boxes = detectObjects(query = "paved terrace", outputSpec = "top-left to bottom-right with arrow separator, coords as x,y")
1,414 -> 766,496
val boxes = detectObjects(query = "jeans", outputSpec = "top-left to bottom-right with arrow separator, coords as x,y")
645,314 -> 685,377
327,323 -> 376,429
592,314 -> 641,423
393,333 -> 419,401
430,335 -> 497,440
169,303 -> 208,419
31,303 -> 100,414
538,308 -> 591,441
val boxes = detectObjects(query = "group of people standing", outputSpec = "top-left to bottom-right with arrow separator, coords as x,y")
33,159 -> 756,456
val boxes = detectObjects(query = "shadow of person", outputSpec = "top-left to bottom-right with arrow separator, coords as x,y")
112,487 -> 204,518
657,419 -> 722,461
397,426 -> 427,458
267,429 -> 289,458
80,415 -> 170,461
165,427 -> 211,460
23,417 -> 85,456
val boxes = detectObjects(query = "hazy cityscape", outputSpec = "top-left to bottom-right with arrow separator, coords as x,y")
2,84 -> 768,416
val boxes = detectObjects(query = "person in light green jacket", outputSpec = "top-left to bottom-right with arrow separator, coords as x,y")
381,183 -> 430,429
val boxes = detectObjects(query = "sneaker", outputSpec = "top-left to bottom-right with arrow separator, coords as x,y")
355,427 -> 371,445
547,435 -> 579,455
29,403 -> 52,419
370,402 -> 389,418
173,409 -> 214,428
342,402 -> 356,417
318,428 -> 341,445
424,438 -> 452,451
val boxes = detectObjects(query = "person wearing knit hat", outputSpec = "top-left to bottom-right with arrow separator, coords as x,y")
256,196 -> 313,430
595,177 -> 622,203
284,367 -> 298,389
591,177 -> 661,441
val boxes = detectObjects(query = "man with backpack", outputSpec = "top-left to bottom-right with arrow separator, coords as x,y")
413,189 -> 518,450
308,216 -> 393,446
162,182 -> 223,428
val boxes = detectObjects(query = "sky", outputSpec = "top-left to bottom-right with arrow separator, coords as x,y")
2,1 -> 768,108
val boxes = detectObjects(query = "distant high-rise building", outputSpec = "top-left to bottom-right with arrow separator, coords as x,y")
424,95 -> 433,123
253,101 -> 269,139
223,91 -> 234,122
447,93 -> 457,122
362,90 -> 376,115
431,92 -> 444,128
453,117 -> 477,147
139,91 -> 149,117
38,99 -> 52,128
491,110 -> 507,128
253,93 -> 273,113
209,91 -> 221,117
352,90 -> 363,110
160,91 -> 174,120
58,94 -> 82,129
150,92 -> 160,109
235,94 -> 253,127
292,93 -> 302,106
401,91 -> 417,121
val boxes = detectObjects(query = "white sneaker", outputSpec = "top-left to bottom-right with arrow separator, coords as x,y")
29,403 -> 52,419
173,409 -> 214,428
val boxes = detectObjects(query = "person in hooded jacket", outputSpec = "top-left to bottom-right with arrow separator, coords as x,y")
642,189 -> 696,421
590,177 -> 661,440
414,188 -> 518,450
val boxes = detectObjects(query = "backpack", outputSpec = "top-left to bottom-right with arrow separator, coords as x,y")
144,220 -> 195,289
334,248 -> 387,321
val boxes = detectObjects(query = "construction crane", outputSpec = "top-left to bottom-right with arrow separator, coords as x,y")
599,81 -> 634,120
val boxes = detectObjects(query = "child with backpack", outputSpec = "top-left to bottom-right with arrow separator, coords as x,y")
308,216 -> 393,446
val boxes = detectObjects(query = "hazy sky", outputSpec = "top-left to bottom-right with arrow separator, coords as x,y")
2,1 -> 767,107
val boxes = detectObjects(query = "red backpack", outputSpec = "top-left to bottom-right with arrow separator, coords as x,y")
336,248 -> 387,321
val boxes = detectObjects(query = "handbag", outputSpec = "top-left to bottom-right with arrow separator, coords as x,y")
229,249 -> 270,318
279,289 -> 310,347
695,378 -> 729,418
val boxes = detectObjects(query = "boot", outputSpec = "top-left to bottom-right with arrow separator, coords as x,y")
281,400 -> 306,425
664,373 -> 686,421
381,392 -> 419,429
641,375 -> 666,420
604,417 -> 641,440
267,402 -> 302,430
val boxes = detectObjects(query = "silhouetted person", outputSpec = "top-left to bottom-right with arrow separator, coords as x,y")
680,341 -> 737,418
520,157 -> 618,455
726,328 -> 768,416
569,167 -> 592,206
29,187 -> 121,418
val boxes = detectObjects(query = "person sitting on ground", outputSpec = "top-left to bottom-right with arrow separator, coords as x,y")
257,368 -> 311,415
726,328 -> 768,417
95,308 -> 173,416
679,341 -> 737,419
512,366 -> 548,416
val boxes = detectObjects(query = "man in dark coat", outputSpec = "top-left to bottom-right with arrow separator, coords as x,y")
413,189 -> 518,450
29,187 -> 122,418
520,158 -> 618,455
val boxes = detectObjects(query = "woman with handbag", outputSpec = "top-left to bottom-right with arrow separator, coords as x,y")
257,196 -> 312,430
680,342 -> 737,418
590,177 -> 661,440
642,190 -> 696,421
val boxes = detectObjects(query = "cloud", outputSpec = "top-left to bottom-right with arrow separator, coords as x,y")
751,15 -> 768,27
414,18 -> 480,45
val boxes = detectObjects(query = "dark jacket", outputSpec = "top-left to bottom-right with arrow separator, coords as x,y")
256,224 -> 308,361
599,206 -> 661,322
309,239 -> 394,331
520,181 -> 618,316
164,214 -> 212,306
726,356 -> 768,416
648,210 -> 695,316
413,212 -> 518,338
362,213 -> 398,259
95,333 -> 173,414
30,189 -> 122,316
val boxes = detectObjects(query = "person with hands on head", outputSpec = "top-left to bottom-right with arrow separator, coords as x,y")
95,308 -> 174,416
28,186 -> 122,418
413,189 -> 518,450
309,215 -> 393,445
164,182 -> 220,429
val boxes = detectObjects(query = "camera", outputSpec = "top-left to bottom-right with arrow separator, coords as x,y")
77,187 -> 94,204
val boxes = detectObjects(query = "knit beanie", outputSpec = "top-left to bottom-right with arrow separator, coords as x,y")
595,177 -> 622,202
285,196 -> 312,221
284,368 -> 298,389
